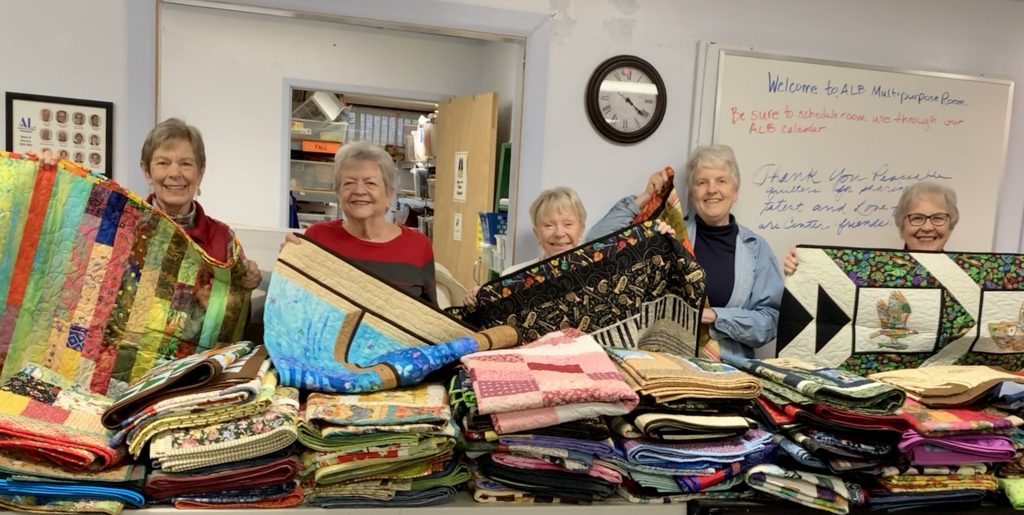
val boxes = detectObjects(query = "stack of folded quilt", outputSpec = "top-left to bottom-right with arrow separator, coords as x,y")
605,348 -> 770,503
471,418 -> 621,503
744,464 -> 862,515
299,383 -> 464,508
103,344 -> 302,509
0,365 -> 142,515
458,329 -> 641,503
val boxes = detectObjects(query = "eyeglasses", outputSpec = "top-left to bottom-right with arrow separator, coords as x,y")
905,213 -> 950,227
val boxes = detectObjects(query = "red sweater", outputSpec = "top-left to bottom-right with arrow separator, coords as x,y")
305,221 -> 437,305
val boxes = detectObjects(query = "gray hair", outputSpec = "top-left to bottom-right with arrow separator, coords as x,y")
529,187 -> 587,229
141,118 -> 206,173
894,181 -> 959,230
685,144 -> 741,189
334,141 -> 397,193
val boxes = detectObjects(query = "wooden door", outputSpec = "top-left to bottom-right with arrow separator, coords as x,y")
433,92 -> 498,290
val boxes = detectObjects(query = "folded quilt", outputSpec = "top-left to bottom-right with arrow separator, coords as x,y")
462,329 -> 638,434
879,463 -> 987,477
675,442 -> 778,494
298,424 -> 422,453
728,357 -> 905,414
308,486 -> 457,508
623,429 -> 772,465
607,348 -> 761,402
144,454 -> 301,500
801,428 -> 896,458
498,434 -> 613,457
306,438 -> 456,485
304,383 -> 450,428
879,473 -> 999,492
632,413 -> 754,441
0,479 -> 144,508
786,404 -> 904,441
149,385 -> 299,472
526,417 -> 612,441
899,429 -> 1014,465
102,342 -> 257,429
477,454 -> 617,502
0,155 -> 251,397
870,365 -> 1024,407
123,364 -> 278,456
0,495 -> 123,515
0,451 -> 143,486
809,403 -> 914,433
471,475 -> 588,504
490,452 -> 622,484
992,381 -> 1024,410
744,464 -> 853,515
866,488 -> 987,512
172,483 -> 303,509
898,397 -> 1024,436
0,364 -> 122,470
774,435 -> 830,472
266,235 -> 517,393
616,483 -> 754,504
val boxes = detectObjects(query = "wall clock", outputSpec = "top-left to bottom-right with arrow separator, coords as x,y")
585,55 -> 667,144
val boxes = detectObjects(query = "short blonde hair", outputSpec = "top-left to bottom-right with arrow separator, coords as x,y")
529,187 -> 587,229
334,141 -> 397,193
685,144 -> 740,189
140,118 -> 206,173
894,182 -> 959,230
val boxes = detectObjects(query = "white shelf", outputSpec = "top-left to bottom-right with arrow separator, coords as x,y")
114,492 -> 683,514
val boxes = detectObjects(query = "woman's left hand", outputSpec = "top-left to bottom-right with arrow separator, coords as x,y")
654,220 -> 675,236
701,307 -> 718,325
240,259 -> 262,289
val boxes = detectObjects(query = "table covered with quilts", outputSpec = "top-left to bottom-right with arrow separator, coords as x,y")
10,152 -> 1024,515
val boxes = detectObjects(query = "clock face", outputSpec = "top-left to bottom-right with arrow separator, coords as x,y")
597,66 -> 660,134
585,55 -> 666,144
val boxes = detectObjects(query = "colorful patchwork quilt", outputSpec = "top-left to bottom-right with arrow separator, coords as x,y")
0,154 -> 250,396
265,236 -> 517,393
778,245 -> 1024,375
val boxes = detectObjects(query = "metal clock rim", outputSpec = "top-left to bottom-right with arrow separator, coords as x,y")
585,54 -> 667,144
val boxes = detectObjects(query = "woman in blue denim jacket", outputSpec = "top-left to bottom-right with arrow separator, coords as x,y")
587,145 -> 783,361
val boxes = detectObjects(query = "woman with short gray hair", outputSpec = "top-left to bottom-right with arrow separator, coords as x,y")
285,141 -> 437,305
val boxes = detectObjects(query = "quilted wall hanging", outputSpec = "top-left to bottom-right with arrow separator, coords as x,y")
778,245 -> 1024,375
453,177 -> 707,348
264,236 -> 517,393
0,154 -> 250,396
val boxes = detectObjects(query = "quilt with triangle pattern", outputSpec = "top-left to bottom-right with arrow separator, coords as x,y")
777,245 -> 1024,375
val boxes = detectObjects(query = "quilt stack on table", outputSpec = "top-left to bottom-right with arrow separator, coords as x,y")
0,154 -> 250,397
778,245 -> 1024,374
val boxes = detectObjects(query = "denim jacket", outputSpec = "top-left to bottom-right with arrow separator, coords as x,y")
588,196 -> 783,360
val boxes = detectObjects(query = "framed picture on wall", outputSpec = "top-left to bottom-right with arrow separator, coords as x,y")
5,92 -> 114,178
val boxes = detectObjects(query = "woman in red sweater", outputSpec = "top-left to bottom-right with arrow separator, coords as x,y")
284,141 -> 437,305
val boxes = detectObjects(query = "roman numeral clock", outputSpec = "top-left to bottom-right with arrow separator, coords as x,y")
585,55 -> 667,144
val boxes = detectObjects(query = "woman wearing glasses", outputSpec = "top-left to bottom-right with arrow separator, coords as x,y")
783,181 -> 958,275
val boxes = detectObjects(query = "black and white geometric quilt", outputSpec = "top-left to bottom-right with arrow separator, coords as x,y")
777,246 -> 1024,375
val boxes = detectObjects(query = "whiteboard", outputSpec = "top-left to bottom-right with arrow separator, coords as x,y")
693,44 -> 1014,264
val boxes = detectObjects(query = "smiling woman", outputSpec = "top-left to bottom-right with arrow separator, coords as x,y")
285,141 -> 438,305
140,118 -> 262,290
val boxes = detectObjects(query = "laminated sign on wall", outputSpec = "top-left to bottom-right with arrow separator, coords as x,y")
453,151 -> 468,202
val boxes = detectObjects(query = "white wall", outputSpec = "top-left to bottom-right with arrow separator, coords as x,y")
0,0 -> 155,194
471,0 -> 1024,259
159,4 -> 522,228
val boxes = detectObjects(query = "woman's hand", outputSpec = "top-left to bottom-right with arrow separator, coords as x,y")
783,247 -> 799,276
26,149 -> 59,168
654,220 -> 676,236
279,233 -> 303,253
635,169 -> 671,209
240,259 -> 262,289
701,307 -> 718,325
463,286 -> 481,308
